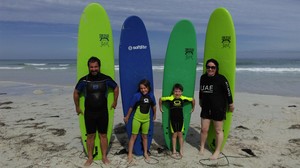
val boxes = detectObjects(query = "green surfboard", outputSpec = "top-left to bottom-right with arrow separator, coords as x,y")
162,20 -> 197,150
203,7 -> 236,151
77,3 -> 115,160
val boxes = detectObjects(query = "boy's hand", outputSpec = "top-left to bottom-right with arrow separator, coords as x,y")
160,107 -> 164,112
191,108 -> 195,113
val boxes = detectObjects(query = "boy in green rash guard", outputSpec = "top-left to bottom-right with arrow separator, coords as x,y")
124,79 -> 157,163
159,83 -> 195,157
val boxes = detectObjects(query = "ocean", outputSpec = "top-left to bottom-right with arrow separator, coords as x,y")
0,57 -> 300,97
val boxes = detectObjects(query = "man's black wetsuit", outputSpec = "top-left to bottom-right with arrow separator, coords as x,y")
75,73 -> 117,134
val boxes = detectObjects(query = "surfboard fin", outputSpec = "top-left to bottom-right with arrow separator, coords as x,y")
93,146 -> 98,158
241,148 -> 256,157
114,148 -> 128,155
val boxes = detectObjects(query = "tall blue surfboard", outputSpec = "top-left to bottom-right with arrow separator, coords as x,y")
119,16 -> 154,156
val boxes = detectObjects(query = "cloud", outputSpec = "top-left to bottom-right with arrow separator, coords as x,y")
1,0 -> 299,33
1,0 -> 300,57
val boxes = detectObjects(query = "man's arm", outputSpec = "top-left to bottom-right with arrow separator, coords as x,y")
73,89 -> 82,115
111,86 -> 119,109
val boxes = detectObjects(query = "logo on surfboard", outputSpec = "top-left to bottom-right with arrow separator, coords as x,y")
128,45 -> 148,51
222,36 -> 231,48
185,48 -> 194,59
99,34 -> 110,47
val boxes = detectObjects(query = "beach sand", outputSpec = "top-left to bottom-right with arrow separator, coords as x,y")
0,82 -> 299,168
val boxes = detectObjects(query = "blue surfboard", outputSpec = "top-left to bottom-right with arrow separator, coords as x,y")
119,15 -> 154,156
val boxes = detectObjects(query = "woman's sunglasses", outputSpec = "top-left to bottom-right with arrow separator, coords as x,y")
206,66 -> 216,70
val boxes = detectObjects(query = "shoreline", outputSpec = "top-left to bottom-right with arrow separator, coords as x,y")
0,81 -> 299,167
1,80 -> 300,98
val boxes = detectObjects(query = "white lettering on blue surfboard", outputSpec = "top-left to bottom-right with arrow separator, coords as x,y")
128,45 -> 147,51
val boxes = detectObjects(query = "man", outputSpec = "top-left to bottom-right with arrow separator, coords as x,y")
73,56 -> 119,166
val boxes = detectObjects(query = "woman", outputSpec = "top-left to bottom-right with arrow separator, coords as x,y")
199,58 -> 234,160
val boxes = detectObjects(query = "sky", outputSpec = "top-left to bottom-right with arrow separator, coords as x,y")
0,0 -> 300,59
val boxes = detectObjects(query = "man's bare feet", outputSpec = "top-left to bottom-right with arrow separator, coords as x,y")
84,158 -> 93,166
102,157 -> 110,165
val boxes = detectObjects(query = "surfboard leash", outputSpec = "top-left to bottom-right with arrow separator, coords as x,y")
198,151 -> 257,167
198,152 -> 230,167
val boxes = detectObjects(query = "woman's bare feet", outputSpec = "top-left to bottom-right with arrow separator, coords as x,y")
210,151 -> 220,160
199,146 -> 205,155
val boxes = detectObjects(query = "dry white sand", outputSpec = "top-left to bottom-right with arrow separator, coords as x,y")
0,82 -> 299,167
